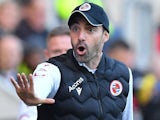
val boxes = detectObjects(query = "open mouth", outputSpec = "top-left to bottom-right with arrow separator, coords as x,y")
79,46 -> 85,51
76,45 -> 86,56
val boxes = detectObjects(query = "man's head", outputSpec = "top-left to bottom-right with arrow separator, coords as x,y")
67,2 -> 109,65
21,0 -> 47,31
0,34 -> 23,71
106,40 -> 135,68
0,0 -> 21,32
44,26 -> 72,59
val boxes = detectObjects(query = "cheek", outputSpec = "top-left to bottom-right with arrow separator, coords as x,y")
71,39 -> 77,47
70,32 -> 79,41
88,37 -> 101,48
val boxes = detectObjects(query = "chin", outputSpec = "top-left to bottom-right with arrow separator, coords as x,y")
76,56 -> 86,63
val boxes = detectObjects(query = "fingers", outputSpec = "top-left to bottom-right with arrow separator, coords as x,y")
10,76 -> 20,89
10,73 -> 32,91
16,73 -> 32,89
17,73 -> 25,88
28,74 -> 34,91
21,73 -> 29,89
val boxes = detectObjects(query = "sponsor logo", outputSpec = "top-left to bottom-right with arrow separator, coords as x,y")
76,87 -> 82,95
69,77 -> 84,95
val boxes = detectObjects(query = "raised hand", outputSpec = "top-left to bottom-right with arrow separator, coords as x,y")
10,73 -> 55,106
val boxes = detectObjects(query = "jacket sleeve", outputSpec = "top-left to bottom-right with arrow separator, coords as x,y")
18,102 -> 37,120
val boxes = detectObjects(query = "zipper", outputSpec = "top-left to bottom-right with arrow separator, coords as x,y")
94,74 -> 103,120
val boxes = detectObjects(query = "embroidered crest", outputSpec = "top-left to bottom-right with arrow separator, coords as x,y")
79,3 -> 91,11
110,80 -> 123,96
69,77 -> 84,95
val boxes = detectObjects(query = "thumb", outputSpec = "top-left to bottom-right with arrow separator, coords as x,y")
40,98 -> 55,104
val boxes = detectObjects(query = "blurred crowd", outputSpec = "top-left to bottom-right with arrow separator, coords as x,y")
0,0 -> 160,120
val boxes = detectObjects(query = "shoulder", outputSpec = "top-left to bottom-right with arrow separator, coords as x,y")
105,55 -> 130,80
105,55 -> 128,70
34,62 -> 60,75
36,62 -> 59,69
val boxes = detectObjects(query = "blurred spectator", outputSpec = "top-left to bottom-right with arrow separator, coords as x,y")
44,25 -> 72,59
17,25 -> 72,120
105,39 -> 145,80
106,39 -> 134,67
155,25 -> 160,53
137,53 -> 160,120
18,46 -> 45,76
18,25 -> 72,76
0,33 -> 23,120
15,0 -> 48,50
105,39 -> 144,120
0,0 -> 21,34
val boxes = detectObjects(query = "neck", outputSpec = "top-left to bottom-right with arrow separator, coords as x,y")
73,50 -> 103,70
85,52 -> 103,69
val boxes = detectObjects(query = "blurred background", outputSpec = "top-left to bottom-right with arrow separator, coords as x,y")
0,0 -> 160,120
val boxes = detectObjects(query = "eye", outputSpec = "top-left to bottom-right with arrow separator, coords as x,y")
88,27 -> 96,33
89,28 -> 94,32
70,25 -> 79,32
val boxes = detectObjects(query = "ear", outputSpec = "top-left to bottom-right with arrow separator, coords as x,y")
43,49 -> 49,60
103,31 -> 109,43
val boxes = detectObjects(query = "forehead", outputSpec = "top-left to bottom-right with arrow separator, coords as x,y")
48,35 -> 71,46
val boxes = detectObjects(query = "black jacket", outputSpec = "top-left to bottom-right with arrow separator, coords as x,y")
37,49 -> 130,120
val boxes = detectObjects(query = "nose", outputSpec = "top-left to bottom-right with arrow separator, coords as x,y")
78,30 -> 85,41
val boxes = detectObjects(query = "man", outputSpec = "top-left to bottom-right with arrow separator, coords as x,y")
0,34 -> 23,119
0,0 -> 21,34
44,25 -> 72,59
18,25 -> 71,76
106,39 -> 135,68
15,0 -> 48,50
11,2 -> 133,120
17,25 -> 72,120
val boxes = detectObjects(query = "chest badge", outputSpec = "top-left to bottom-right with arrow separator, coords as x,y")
69,77 -> 84,95
110,80 -> 123,96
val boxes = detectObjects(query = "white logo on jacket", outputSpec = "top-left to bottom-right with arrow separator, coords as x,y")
69,77 -> 84,95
